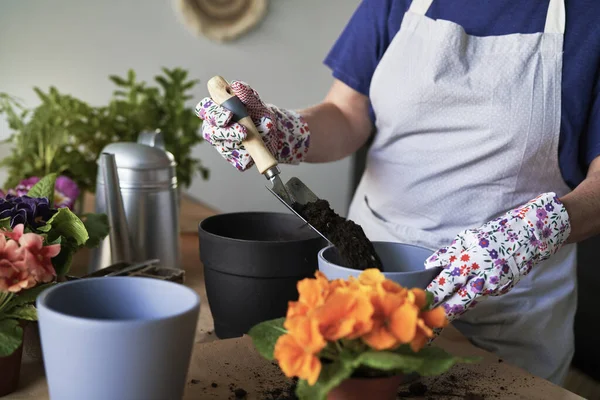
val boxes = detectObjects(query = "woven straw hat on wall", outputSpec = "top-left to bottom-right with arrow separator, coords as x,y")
173,0 -> 269,42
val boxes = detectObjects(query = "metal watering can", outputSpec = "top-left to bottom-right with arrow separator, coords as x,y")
88,131 -> 181,273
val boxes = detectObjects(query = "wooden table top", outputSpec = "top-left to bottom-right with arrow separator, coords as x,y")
5,197 -> 585,399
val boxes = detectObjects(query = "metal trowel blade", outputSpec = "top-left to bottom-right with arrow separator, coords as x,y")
266,176 -> 331,244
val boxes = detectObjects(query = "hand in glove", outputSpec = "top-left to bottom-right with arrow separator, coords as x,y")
425,192 -> 571,321
195,80 -> 310,171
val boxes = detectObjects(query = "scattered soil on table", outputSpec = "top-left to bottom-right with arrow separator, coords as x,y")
233,387 -> 247,398
190,379 -> 200,385
294,199 -> 382,270
396,366 -> 536,399
260,377 -> 299,399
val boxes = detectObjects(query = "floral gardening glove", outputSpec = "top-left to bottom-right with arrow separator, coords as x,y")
194,80 -> 311,171
424,192 -> 571,322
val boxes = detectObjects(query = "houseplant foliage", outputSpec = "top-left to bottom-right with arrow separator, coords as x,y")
248,269 -> 479,400
0,173 -> 109,278
0,172 -> 108,355
0,67 -> 209,194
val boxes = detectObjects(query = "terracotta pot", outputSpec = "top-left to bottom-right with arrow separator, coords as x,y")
0,341 -> 24,397
327,375 -> 404,400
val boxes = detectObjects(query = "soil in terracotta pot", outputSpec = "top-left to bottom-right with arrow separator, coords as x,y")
294,199 -> 382,270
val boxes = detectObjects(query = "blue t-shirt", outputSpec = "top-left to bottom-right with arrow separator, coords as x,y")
324,0 -> 600,189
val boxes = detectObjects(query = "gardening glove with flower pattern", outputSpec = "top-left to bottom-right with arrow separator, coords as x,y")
194,80 -> 311,171
424,192 -> 571,321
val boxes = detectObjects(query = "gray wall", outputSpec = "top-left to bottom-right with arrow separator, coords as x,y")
0,0 -> 360,216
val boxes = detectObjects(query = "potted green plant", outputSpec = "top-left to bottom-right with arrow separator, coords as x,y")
0,67 -> 209,204
249,269 -> 480,400
0,173 -> 109,394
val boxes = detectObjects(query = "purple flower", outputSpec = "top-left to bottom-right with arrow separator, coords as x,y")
545,203 -> 554,212
529,234 -> 540,246
489,276 -> 499,284
536,209 -> 547,219
0,194 -> 57,229
54,176 -> 79,210
443,303 -> 451,313
280,146 -> 290,158
479,238 -> 489,248
488,249 -> 498,259
499,219 -> 508,226
495,258 -> 509,273
535,220 -> 544,230
470,278 -> 485,293
450,267 -> 461,277
507,232 -> 518,242
542,227 -> 552,239
439,248 -> 447,254
451,304 -> 464,314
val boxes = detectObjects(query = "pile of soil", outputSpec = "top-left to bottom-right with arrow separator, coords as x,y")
294,199 -> 382,270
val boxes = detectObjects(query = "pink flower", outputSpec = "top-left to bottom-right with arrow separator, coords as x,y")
0,224 -> 60,292
0,234 -> 32,293
19,232 -> 60,283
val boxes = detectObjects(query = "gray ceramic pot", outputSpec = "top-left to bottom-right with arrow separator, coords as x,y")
318,241 -> 442,289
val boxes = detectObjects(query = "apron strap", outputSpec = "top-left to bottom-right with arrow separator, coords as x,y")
408,0 -> 434,15
544,0 -> 566,34
409,0 -> 565,35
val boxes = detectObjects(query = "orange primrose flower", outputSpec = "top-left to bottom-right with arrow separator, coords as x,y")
275,316 -> 326,385
312,288 -> 374,340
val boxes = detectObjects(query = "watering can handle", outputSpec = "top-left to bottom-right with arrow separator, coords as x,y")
138,130 -> 165,150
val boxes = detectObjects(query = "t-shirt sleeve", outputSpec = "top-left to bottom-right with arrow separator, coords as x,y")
323,0 -> 394,98
584,72 -> 600,167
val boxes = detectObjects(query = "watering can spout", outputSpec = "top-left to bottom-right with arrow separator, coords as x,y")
100,152 -> 135,264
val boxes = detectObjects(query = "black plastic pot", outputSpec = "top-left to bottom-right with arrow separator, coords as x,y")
198,212 -> 327,339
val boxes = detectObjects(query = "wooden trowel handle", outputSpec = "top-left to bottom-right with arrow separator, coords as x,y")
207,76 -> 278,175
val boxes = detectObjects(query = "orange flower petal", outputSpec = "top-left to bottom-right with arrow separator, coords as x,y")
389,303 -> 419,343
287,301 -> 309,319
274,334 -> 322,385
409,288 -> 428,309
410,330 -> 429,353
358,268 -> 386,286
284,316 -> 326,353
297,278 -> 327,309
314,290 -> 374,341
416,318 -> 433,337
380,280 -> 405,295
362,322 -> 398,350
420,307 -> 449,329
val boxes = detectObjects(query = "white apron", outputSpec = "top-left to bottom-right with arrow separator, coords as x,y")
347,0 -> 577,385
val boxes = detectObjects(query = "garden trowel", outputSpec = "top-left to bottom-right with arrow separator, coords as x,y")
207,76 -> 331,244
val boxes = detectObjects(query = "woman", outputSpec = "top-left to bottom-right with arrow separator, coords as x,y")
196,0 -> 600,386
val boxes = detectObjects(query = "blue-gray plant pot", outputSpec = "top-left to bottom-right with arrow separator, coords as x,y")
318,241 -> 442,289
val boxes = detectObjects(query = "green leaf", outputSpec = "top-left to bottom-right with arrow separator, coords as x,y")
4,283 -> 55,311
0,217 -> 11,231
295,354 -> 355,400
51,240 -> 75,277
248,317 -> 286,360
359,347 -> 480,377
44,207 -> 88,246
0,319 -> 23,357
27,173 -> 57,204
424,291 -> 434,310
79,213 -> 110,248
4,304 -> 37,321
